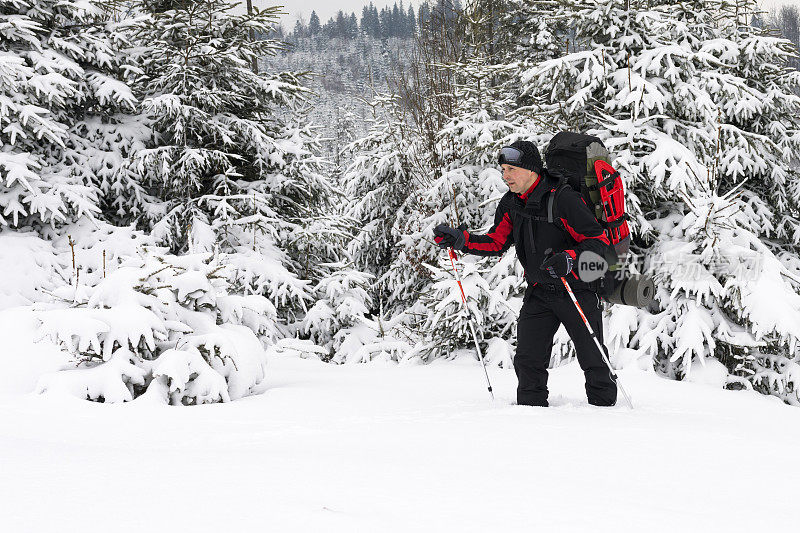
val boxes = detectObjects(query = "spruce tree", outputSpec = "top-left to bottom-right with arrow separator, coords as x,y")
0,0 -> 136,232
360,5 -> 370,34
308,10 -> 321,36
408,5 -> 417,37
124,0 -> 336,323
343,97 -> 415,296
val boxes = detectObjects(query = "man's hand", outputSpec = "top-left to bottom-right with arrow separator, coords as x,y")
540,251 -> 573,278
433,223 -> 467,251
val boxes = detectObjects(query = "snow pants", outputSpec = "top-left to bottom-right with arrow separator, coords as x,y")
515,283 -> 617,407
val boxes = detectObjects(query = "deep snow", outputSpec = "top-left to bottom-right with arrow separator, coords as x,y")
1,352 -> 798,532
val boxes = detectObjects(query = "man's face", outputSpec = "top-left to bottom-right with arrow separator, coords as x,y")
501,164 -> 538,194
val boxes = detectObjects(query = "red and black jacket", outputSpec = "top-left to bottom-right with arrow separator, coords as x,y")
461,169 -> 612,291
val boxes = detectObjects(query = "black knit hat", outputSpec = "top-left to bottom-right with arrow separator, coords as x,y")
498,140 -> 543,174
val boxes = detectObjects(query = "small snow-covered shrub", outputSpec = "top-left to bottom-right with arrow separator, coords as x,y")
300,265 -> 373,359
36,347 -> 149,403
34,249 -> 275,405
294,266 -> 414,364
333,310 -> 416,364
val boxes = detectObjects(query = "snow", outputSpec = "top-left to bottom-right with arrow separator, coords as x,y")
36,347 -> 149,403
686,357 -> 730,387
1,353 -> 798,532
0,231 -> 64,309
0,307 -> 70,394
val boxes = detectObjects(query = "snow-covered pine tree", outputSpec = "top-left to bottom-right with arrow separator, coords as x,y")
372,1 -> 466,318
399,4 -> 522,363
501,0 -> 567,93
329,95 -> 419,362
125,1 -> 317,251
366,1 -> 533,364
514,0 -> 800,399
343,96 -> 414,286
67,1 -> 152,231
122,0 -> 340,329
34,247 -> 275,405
0,0 -> 136,232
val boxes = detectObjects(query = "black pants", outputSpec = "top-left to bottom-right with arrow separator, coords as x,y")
515,284 -> 617,407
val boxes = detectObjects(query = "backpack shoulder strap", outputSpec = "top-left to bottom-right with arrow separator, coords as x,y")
547,183 -> 569,227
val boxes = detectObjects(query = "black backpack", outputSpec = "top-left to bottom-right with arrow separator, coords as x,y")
543,132 -> 631,267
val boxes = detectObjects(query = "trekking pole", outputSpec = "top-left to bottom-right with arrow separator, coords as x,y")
447,248 -> 494,400
559,276 -> 634,409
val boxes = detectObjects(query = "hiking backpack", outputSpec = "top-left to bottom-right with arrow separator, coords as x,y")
543,131 -> 630,267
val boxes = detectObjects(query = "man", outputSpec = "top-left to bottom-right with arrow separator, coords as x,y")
433,140 -> 617,407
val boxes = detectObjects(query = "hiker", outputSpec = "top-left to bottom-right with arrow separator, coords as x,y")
433,140 -> 618,407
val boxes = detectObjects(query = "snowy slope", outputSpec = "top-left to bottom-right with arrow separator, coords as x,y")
1,353 -> 797,532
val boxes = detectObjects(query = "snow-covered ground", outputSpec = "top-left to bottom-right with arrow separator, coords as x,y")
1,351 -> 797,532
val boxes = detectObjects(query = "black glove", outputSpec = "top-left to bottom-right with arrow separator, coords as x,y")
540,251 -> 573,278
433,223 -> 467,251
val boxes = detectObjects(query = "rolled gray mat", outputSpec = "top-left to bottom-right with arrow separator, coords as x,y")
606,274 -> 656,309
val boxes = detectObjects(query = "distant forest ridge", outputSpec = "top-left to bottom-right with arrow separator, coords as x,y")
279,1 -> 462,40
276,0 -> 800,64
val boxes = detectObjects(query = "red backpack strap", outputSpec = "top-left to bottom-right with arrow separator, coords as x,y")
588,160 -> 620,192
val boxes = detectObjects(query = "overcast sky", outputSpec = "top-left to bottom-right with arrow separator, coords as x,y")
241,0 -> 799,28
